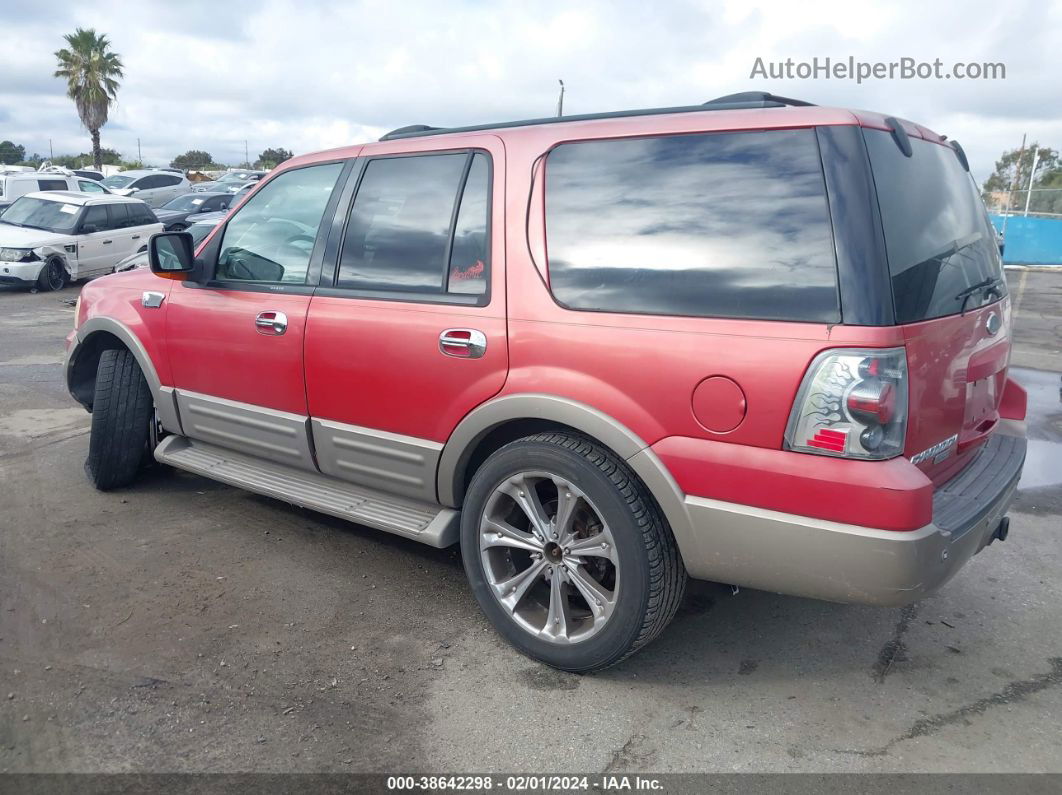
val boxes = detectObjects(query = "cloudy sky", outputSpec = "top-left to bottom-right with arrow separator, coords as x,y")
3,0 -> 1060,184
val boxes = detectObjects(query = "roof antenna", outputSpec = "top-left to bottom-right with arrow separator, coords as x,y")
556,79 -> 565,117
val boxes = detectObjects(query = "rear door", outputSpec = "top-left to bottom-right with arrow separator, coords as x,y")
863,128 -> 1011,484
164,160 -> 349,469
304,138 -> 507,502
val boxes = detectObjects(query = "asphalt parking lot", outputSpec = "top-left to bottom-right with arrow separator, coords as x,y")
1,269 -> 1060,774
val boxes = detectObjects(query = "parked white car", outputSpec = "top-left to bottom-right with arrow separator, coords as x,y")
0,192 -> 163,291
0,168 -> 111,212
99,169 -> 190,207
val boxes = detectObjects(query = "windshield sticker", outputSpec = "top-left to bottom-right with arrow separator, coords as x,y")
59,204 -> 78,214
192,199 -> 204,205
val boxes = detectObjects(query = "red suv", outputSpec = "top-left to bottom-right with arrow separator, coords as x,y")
65,92 -> 1027,671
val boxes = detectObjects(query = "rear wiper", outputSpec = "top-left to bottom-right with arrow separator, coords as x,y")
956,276 -> 1004,314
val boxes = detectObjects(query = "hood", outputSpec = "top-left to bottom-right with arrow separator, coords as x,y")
0,223 -> 66,248
153,209 -> 186,222
115,251 -> 149,272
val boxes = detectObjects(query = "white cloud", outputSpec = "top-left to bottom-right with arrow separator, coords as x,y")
0,0 -> 1059,183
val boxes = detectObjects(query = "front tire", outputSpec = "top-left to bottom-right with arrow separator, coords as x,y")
36,258 -> 67,292
85,348 -> 154,490
461,433 -> 686,672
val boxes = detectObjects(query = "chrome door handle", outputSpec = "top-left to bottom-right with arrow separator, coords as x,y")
131,234 -> 141,240
255,311 -> 288,335
439,328 -> 487,358
102,240 -> 112,244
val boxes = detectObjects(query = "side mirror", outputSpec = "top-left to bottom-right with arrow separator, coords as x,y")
148,231 -> 195,280
80,223 -> 98,234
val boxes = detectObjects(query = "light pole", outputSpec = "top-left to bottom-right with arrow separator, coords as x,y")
556,80 -> 565,117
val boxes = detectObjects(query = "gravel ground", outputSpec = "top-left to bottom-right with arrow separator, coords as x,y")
1,269 -> 1060,774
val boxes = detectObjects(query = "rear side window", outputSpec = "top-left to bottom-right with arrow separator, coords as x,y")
864,130 -> 1005,324
37,179 -> 69,191
81,205 -> 112,231
545,129 -> 838,322
106,203 -> 132,228
336,152 -> 490,302
129,204 -> 158,225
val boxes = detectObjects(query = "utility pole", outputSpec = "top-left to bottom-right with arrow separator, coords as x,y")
244,140 -> 250,169
49,139 -> 53,160
137,138 -> 142,163
1023,148 -> 1040,217
556,80 -> 565,117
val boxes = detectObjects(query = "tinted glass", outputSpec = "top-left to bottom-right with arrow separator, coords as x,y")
864,131 -> 1006,323
217,162 -> 343,284
546,129 -> 838,322
114,203 -> 139,228
159,175 -> 182,187
448,154 -> 490,295
81,205 -> 112,231
37,179 -> 69,191
337,154 -> 467,293
128,204 -> 158,225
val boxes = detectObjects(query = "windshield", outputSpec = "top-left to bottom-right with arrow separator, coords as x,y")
218,173 -> 248,183
100,175 -> 135,189
864,130 -> 1006,323
0,196 -> 80,232
164,194 -> 208,211
189,222 -> 219,246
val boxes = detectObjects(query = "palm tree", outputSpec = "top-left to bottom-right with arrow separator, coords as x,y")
54,29 -> 124,171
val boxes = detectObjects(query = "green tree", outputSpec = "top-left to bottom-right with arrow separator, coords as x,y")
0,140 -> 26,164
255,147 -> 293,169
983,143 -> 1059,196
170,150 -> 215,170
54,28 -> 124,171
53,148 -> 123,168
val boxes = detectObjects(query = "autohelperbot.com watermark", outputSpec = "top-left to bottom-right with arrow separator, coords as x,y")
750,56 -> 1006,83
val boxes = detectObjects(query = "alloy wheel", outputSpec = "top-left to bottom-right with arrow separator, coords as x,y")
479,471 -> 619,645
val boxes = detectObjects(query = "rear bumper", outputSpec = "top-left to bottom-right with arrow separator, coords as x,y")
672,432 -> 1026,606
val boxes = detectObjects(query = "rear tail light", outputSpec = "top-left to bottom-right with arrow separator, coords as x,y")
784,347 -> 908,460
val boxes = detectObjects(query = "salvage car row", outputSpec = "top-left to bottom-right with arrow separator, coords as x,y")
0,166 -> 257,290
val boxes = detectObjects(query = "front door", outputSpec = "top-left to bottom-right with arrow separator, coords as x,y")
165,159 -> 349,470
304,138 -> 508,502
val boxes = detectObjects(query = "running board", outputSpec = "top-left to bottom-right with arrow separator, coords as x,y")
154,435 -> 459,547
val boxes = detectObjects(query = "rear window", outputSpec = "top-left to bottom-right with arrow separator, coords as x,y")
864,130 -> 1005,324
545,129 -> 839,322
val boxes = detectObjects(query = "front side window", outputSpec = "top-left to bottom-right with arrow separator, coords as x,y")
336,151 -> 490,301
216,162 -> 343,284
79,180 -> 106,193
545,129 -> 839,322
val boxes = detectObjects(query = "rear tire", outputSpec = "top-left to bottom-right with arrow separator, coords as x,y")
460,432 -> 686,672
36,258 -> 66,292
85,348 -> 154,490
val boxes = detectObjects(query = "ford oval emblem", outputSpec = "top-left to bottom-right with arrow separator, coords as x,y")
985,312 -> 1002,336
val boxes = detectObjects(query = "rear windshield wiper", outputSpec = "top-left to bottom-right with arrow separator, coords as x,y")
955,276 -> 1004,314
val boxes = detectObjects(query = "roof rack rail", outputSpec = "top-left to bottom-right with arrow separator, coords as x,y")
380,124 -> 441,141
376,90 -> 816,141
703,91 -> 814,108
